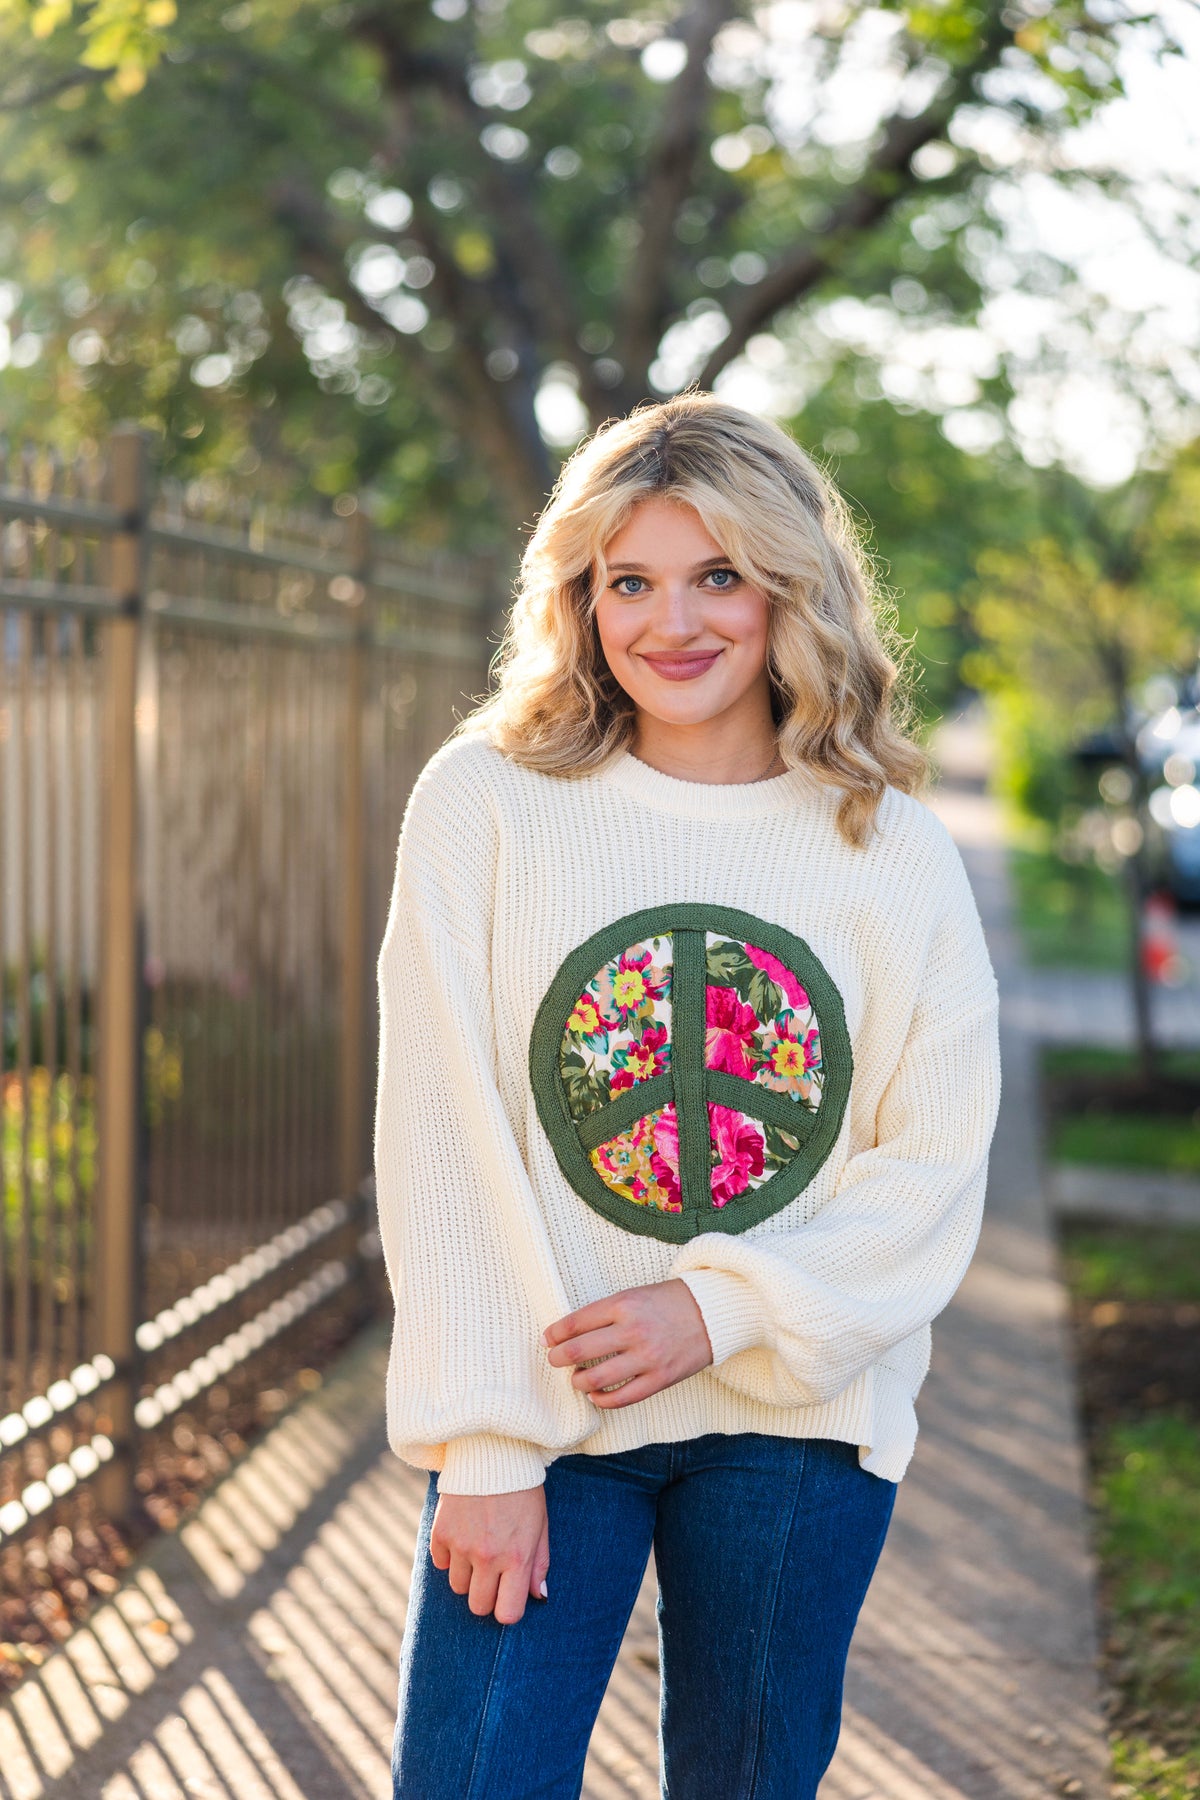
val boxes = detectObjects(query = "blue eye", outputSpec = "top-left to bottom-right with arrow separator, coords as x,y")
610,575 -> 646,595
707,567 -> 739,588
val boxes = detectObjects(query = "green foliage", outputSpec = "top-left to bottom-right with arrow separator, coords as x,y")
0,0 -> 1164,542
1044,1048 -> 1200,1173
558,1049 -> 612,1121
1008,843 -> 1129,971
1058,1223 -> 1200,1787
986,687 -> 1088,834
967,455 -> 1200,822
1060,1221 -> 1200,1306
785,371 -> 1039,718
1100,1412 -> 1200,1721
2,1065 -> 96,1286
969,453 -> 1200,1052
762,1118 -> 801,1167
0,0 -> 177,97
1043,1045 -> 1200,1082
1052,1115 -> 1200,1176
1110,1735 -> 1200,1800
706,937 -> 781,1019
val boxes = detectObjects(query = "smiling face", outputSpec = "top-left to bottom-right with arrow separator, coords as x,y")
593,496 -> 774,741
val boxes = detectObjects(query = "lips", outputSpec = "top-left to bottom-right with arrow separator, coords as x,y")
640,650 -> 723,681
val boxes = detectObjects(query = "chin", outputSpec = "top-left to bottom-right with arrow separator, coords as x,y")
633,697 -> 735,729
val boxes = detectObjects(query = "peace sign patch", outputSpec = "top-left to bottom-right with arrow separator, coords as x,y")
529,903 -> 852,1242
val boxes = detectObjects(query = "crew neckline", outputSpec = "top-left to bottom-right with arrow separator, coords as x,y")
597,747 -> 825,820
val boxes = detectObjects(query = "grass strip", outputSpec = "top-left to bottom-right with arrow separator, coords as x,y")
1008,844 -> 1131,971
1041,1046 -> 1200,1175
1059,1222 -> 1200,1796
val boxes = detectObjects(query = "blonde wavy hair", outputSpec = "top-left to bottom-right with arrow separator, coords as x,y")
454,389 -> 931,847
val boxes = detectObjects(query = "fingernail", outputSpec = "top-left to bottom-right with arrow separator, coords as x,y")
539,1579 -> 548,1598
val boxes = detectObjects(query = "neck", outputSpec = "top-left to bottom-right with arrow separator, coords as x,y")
631,712 -> 780,787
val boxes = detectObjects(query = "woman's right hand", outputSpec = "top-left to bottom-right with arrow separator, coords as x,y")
429,1485 -> 550,1625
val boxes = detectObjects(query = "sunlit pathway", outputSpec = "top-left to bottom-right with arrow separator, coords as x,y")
0,1325 -> 664,1800
0,705 -> 1112,1800
1004,957 -> 1199,1047
821,707 -> 1111,1798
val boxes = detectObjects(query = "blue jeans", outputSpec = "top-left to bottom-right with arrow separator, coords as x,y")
391,1431 -> 897,1800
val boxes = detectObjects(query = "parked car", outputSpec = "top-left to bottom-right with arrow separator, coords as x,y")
1137,699 -> 1200,908
1071,673 -> 1200,909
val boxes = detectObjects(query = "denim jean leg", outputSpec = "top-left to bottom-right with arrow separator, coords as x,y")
653,1434 -> 897,1800
392,1450 -> 663,1800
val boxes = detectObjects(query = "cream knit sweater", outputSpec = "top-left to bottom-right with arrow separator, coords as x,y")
373,732 -> 1001,1497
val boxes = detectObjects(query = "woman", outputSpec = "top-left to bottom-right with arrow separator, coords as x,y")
374,391 -> 1001,1799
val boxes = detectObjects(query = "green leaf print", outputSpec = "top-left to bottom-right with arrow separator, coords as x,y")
560,1050 -> 612,1117
747,964 -> 783,1025
762,1119 -> 804,1169
706,939 -> 750,991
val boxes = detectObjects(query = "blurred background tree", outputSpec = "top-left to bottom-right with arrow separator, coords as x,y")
4,10 -> 1198,1770
965,447 -> 1200,1075
0,0 -> 1183,553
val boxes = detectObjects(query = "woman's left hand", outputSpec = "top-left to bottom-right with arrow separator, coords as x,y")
541,1279 -> 713,1408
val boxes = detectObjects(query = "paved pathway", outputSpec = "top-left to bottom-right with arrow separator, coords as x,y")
1005,960 -> 1199,1049
821,716 -> 1110,1799
1050,1163 -> 1200,1226
0,708 -> 1115,1800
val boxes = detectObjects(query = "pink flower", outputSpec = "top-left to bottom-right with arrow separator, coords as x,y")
611,1021 -> 670,1090
650,1105 -> 683,1210
705,986 -> 759,1076
708,1103 -> 765,1207
744,941 -> 809,1012
589,1107 -> 682,1213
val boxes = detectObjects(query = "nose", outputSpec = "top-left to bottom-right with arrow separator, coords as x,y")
652,576 -> 703,639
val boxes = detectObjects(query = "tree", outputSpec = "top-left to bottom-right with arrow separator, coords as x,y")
966,447 -> 1200,1082
782,354 -> 1042,720
1,1 -> 1175,543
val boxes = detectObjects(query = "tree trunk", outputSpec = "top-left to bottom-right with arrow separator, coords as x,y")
1122,831 -> 1159,1089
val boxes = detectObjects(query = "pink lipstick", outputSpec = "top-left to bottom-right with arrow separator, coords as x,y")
640,650 -> 723,681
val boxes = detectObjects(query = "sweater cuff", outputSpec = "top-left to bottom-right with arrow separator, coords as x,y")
436,1434 -> 548,1496
675,1269 -> 764,1366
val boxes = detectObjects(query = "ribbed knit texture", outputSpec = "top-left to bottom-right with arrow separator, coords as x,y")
373,735 -> 1001,1496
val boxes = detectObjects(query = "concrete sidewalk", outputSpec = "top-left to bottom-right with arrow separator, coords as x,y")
0,712 -> 1113,1800
821,720 -> 1111,1799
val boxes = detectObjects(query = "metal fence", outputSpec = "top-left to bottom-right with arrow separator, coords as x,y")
0,426 -> 502,1551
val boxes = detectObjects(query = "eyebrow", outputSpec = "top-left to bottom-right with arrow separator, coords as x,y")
606,554 -> 732,573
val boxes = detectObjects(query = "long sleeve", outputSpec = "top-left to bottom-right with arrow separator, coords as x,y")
373,754 -> 591,1494
669,840 -> 1001,1409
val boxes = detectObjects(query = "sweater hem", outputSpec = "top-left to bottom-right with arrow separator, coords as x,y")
556,1366 -> 884,1469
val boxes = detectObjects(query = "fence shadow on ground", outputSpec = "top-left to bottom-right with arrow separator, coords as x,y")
0,744 -> 1113,1800
0,1326 -> 661,1800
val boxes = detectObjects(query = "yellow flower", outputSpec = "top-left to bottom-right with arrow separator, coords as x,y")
568,994 -> 603,1037
613,967 -> 646,1010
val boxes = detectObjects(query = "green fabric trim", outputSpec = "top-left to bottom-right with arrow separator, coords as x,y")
672,929 -> 712,1216
528,902 -> 853,1244
705,1068 -> 819,1137
575,1071 -> 674,1152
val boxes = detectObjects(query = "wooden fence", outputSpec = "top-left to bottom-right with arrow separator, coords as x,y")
0,425 -> 503,1545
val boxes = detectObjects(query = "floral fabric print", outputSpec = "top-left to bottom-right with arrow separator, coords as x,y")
560,935 -> 673,1119
589,1102 -> 682,1214
704,934 -> 823,1109
708,1103 -> 803,1206
558,930 -> 822,1212
532,904 -> 852,1241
